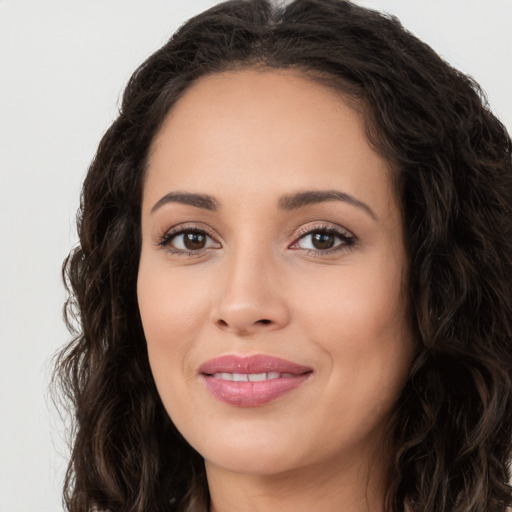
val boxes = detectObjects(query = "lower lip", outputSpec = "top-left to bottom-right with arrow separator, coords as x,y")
201,374 -> 311,407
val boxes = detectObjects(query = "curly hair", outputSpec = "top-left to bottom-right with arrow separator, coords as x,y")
55,0 -> 512,511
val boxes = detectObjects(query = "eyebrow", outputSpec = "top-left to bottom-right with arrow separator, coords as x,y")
151,191 -> 219,213
151,189 -> 377,220
277,190 -> 377,220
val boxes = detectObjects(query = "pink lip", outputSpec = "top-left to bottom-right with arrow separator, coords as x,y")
199,354 -> 313,407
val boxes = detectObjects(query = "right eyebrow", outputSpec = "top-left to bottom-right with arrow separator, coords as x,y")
150,191 -> 219,213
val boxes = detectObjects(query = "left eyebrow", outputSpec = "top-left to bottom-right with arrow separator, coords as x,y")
278,190 -> 377,221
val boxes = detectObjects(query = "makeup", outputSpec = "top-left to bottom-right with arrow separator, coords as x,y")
199,354 -> 313,407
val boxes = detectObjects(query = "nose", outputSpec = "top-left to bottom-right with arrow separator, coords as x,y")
210,249 -> 290,336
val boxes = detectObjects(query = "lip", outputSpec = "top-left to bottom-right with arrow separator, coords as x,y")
199,354 -> 313,407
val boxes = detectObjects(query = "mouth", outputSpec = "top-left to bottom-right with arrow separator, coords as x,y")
199,354 -> 313,407
210,371 -> 297,381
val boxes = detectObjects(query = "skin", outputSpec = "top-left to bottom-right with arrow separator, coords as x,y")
137,68 -> 414,512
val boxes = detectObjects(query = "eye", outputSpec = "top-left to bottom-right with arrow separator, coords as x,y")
290,225 -> 355,255
158,227 -> 221,255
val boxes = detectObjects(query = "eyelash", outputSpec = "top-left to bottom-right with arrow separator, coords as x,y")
292,223 -> 356,255
157,224 -> 220,257
157,222 -> 356,258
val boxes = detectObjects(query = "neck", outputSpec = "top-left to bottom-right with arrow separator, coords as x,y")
206,448 -> 388,512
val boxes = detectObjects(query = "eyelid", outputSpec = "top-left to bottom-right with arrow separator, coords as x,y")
156,221 -> 356,257
289,221 -> 357,255
293,221 -> 354,240
157,223 -> 221,255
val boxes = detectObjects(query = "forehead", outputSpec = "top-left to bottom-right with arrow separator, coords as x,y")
144,68 -> 396,219
149,68 -> 369,163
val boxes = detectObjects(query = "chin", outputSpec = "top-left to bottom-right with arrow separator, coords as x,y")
205,448 -> 300,477
189,427 -> 306,476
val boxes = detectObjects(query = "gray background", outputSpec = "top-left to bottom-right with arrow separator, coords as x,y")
0,1 -> 510,510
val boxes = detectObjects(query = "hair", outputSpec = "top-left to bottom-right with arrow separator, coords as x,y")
54,0 -> 512,511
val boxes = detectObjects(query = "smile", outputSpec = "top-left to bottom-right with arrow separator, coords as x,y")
199,354 -> 312,407
212,372 -> 295,381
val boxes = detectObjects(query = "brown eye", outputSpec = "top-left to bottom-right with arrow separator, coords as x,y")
311,232 -> 336,250
160,228 -> 220,254
293,226 -> 355,254
182,231 -> 207,250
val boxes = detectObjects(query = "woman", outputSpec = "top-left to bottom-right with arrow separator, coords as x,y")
55,0 -> 512,511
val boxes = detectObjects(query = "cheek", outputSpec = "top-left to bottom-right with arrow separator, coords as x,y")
298,260 -> 412,415
137,261 -> 211,386
299,255 -> 407,346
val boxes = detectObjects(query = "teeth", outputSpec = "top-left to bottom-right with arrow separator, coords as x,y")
212,372 -> 293,381
248,373 -> 267,382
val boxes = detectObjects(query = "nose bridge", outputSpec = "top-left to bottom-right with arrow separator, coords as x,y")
211,238 -> 289,335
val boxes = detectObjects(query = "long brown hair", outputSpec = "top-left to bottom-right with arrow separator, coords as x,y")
55,1 -> 512,510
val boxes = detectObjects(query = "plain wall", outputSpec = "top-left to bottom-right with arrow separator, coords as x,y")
0,1 -> 510,510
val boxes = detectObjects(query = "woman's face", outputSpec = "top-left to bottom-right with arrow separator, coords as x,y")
138,69 -> 414,478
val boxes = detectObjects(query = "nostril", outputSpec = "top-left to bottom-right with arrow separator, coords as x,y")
214,317 -> 275,332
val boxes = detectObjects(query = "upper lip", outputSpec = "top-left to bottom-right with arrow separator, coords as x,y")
199,354 -> 313,375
